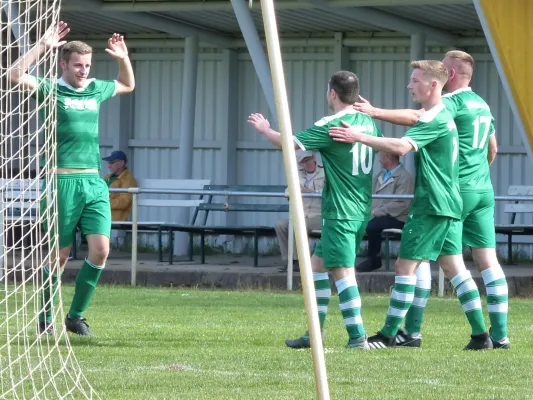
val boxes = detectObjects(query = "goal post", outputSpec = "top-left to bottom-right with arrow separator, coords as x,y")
258,1 -> 330,399
0,1 -> 97,398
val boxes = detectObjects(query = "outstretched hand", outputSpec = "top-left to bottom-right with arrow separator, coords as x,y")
247,113 -> 271,135
353,95 -> 377,117
41,21 -> 70,49
328,121 -> 364,143
106,33 -> 129,59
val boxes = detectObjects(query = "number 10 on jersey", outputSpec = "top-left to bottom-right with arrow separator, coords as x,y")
351,143 -> 372,176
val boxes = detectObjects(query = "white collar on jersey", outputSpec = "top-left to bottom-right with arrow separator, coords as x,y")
58,77 -> 95,92
418,103 -> 445,123
314,108 -> 358,127
442,87 -> 472,97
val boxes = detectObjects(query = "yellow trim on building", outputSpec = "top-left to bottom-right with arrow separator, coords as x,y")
479,0 -> 533,149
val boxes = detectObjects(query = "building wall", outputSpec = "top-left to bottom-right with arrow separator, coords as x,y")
92,44 -> 533,253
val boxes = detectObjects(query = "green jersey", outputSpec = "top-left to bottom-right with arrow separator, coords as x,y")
294,110 -> 382,220
33,77 -> 117,170
402,103 -> 462,219
443,88 -> 495,192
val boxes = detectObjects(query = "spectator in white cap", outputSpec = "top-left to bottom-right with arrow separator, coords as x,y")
275,150 -> 325,272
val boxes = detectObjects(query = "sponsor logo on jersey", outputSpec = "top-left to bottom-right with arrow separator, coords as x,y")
465,101 -> 490,110
64,98 -> 98,111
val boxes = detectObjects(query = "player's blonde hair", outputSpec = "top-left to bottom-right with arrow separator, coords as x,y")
444,50 -> 474,77
61,41 -> 92,62
410,60 -> 448,86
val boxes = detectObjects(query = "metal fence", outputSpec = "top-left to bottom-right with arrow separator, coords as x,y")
108,188 -> 533,291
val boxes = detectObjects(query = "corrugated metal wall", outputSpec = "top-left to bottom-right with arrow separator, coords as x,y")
93,59 -> 120,167
91,45 -> 533,251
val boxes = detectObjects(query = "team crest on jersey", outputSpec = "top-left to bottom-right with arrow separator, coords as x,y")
64,98 -> 98,111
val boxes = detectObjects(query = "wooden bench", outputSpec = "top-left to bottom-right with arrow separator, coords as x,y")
72,178 -> 211,260
168,184 -> 289,267
495,185 -> 533,264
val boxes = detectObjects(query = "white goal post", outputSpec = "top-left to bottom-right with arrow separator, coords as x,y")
0,1 -> 97,398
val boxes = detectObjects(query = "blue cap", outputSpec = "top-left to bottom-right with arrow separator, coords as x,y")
102,150 -> 127,162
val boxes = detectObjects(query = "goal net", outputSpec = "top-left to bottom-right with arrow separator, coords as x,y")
0,1 -> 96,398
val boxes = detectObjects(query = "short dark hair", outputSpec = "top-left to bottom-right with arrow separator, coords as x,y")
61,41 -> 92,62
328,71 -> 360,104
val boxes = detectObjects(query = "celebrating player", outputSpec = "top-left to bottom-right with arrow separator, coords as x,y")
352,51 -> 509,349
8,22 -> 135,336
248,71 -> 382,349
329,60 -> 493,350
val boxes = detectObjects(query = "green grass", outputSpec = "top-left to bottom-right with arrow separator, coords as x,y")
3,286 -> 533,399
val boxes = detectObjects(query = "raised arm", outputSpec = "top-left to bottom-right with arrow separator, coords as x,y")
354,96 -> 423,127
105,34 -> 135,95
247,113 -> 300,149
9,21 -> 70,91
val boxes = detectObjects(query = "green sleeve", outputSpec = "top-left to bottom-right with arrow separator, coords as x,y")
294,119 -> 333,151
403,119 -> 442,151
95,79 -> 117,102
489,114 -> 496,136
442,96 -> 458,118
31,77 -> 53,102
374,120 -> 384,138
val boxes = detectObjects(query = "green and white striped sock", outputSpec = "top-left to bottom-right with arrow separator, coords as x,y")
450,270 -> 486,335
381,275 -> 416,337
335,275 -> 365,340
404,261 -> 432,336
39,267 -> 61,323
481,264 -> 508,341
313,272 -> 331,329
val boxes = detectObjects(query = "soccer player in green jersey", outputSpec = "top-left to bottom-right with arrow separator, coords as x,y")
352,50 -> 509,349
9,22 -> 135,336
248,71 -> 382,350
329,60 -> 493,350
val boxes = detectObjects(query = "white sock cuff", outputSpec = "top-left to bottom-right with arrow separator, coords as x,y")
395,275 -> 417,285
85,258 -> 105,269
313,272 -> 329,281
481,265 -> 505,283
450,270 -> 472,288
416,279 -> 432,290
335,275 -> 357,293
416,262 -> 431,281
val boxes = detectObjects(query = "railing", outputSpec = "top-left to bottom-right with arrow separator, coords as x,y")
108,188 -> 533,292
2,184 -> 533,292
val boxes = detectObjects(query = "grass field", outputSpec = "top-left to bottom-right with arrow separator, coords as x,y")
3,285 -> 533,399
54,285 -> 532,400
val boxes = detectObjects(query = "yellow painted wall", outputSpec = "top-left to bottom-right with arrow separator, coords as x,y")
478,0 -> 533,149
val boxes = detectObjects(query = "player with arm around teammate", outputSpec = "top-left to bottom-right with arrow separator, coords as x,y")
352,50 -> 509,349
329,60 -> 493,350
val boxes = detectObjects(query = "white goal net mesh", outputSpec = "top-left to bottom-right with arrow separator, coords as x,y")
0,1 -> 96,398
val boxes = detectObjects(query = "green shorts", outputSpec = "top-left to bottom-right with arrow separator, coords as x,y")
41,173 -> 111,249
461,190 -> 496,248
399,214 -> 462,261
313,219 -> 368,269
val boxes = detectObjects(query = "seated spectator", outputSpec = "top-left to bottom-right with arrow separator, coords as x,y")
357,152 -> 414,272
102,150 -> 137,221
276,150 -> 325,272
